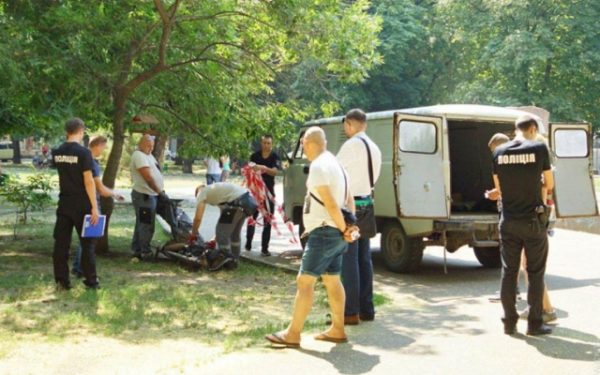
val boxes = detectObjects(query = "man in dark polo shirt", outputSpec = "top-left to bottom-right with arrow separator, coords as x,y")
492,115 -> 554,336
52,118 -> 100,290
245,134 -> 281,256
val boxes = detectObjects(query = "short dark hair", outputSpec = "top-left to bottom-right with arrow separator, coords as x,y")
89,135 -> 108,148
65,118 -> 85,135
262,134 -> 273,140
344,108 -> 367,124
515,115 -> 538,131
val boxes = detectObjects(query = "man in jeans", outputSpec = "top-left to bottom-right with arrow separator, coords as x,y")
51,118 -> 100,290
265,127 -> 356,348
130,134 -> 165,260
337,108 -> 382,325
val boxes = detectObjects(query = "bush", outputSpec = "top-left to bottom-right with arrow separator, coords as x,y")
0,173 -> 53,238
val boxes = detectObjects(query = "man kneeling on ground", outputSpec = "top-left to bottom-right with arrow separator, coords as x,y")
190,183 -> 258,270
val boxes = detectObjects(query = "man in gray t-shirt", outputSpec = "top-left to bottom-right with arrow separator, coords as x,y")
191,183 -> 257,266
130,134 -> 165,260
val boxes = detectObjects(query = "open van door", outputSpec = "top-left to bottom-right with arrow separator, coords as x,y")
393,113 -> 449,218
549,123 -> 599,217
283,129 -> 309,224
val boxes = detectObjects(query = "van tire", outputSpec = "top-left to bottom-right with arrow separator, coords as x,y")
473,247 -> 501,268
381,222 -> 424,273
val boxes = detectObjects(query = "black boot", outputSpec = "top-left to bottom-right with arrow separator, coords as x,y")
502,317 -> 518,335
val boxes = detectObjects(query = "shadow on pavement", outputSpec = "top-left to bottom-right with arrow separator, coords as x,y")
299,344 -> 380,375
517,327 -> 600,362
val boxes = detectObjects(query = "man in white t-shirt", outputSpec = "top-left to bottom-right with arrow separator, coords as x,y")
130,134 -> 165,260
190,182 -> 258,269
265,126 -> 356,348
337,108 -> 382,325
204,157 -> 222,185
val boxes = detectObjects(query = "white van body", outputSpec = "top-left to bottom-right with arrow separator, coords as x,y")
283,104 -> 598,273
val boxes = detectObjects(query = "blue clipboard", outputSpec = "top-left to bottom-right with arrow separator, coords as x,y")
82,214 -> 106,238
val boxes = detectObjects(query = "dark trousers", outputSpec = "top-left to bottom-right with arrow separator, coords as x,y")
499,217 -> 548,327
342,237 -> 374,317
216,207 -> 248,259
131,190 -> 157,257
53,201 -> 98,287
246,197 -> 274,251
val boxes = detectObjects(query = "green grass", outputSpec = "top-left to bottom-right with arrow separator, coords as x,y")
0,205 -> 390,355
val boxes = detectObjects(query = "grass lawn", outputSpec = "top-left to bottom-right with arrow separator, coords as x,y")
0,202 -> 389,359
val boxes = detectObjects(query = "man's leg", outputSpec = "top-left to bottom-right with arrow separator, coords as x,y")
245,210 -> 258,250
499,219 -> 523,330
72,244 -> 82,277
133,192 -> 157,258
230,209 -> 247,260
341,240 -> 360,317
261,198 -> 274,253
284,273 -> 318,342
131,191 -> 142,257
321,274 -> 347,338
523,223 -> 549,328
75,216 -> 99,288
357,237 -> 375,319
53,210 -> 74,288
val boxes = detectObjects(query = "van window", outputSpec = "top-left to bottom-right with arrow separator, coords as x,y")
554,129 -> 588,158
399,121 -> 436,154
0,143 -> 12,150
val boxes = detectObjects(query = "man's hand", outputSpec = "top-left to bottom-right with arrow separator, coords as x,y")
485,189 -> 501,201
343,225 -> 360,243
113,193 -> 125,202
252,164 -> 264,173
90,207 -> 100,225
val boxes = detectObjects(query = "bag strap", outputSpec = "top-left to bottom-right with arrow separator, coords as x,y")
310,163 -> 347,207
358,137 -> 374,193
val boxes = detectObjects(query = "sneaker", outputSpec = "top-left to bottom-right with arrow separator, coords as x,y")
261,250 -> 271,257
245,243 -> 252,251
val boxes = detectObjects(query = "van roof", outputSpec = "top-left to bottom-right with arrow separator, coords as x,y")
304,104 -> 547,133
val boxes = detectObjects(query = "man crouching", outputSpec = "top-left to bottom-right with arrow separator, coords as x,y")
265,126 -> 356,348
190,182 -> 258,270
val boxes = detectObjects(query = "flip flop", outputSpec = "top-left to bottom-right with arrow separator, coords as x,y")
265,332 -> 300,348
314,332 -> 348,343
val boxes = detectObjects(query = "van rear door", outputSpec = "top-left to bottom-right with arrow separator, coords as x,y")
393,113 -> 449,218
549,123 -> 599,217
283,129 -> 309,223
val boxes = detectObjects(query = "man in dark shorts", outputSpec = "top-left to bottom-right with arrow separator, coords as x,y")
492,115 -> 554,336
245,134 -> 281,256
52,118 -> 100,290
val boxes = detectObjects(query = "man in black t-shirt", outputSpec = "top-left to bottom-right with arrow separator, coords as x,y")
492,115 -> 554,336
52,118 -> 100,290
245,135 -> 281,256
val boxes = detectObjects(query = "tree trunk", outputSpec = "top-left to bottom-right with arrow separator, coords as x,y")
152,134 -> 167,170
174,137 -> 184,165
11,136 -> 21,164
97,90 -> 128,254
182,158 -> 193,174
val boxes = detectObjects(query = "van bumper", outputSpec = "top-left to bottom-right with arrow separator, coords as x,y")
431,215 -> 500,252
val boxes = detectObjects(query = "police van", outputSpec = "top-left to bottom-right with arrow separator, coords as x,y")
283,104 -> 598,273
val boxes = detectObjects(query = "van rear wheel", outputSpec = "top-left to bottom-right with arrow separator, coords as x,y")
381,222 -> 423,273
473,246 -> 501,268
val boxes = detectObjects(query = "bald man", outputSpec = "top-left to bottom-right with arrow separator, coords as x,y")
130,134 -> 165,260
265,126 -> 356,348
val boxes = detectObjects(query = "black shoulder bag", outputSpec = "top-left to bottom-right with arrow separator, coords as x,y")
355,137 -> 378,238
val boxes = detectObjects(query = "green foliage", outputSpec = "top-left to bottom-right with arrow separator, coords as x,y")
0,172 -> 53,237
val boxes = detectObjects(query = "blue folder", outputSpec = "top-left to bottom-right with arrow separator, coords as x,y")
82,214 -> 106,238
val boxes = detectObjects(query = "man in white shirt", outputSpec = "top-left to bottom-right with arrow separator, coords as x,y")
337,108 -> 382,324
190,182 -> 257,269
204,157 -> 222,185
130,134 -> 165,260
265,126 -> 355,348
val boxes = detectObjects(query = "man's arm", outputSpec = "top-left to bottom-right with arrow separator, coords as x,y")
94,177 -> 124,201
315,185 -> 346,232
191,201 -> 206,236
542,169 -> 554,192
138,167 -> 161,194
255,164 -> 278,176
83,170 -> 99,225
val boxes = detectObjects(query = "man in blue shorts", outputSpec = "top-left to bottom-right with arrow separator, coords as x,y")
265,126 -> 356,348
